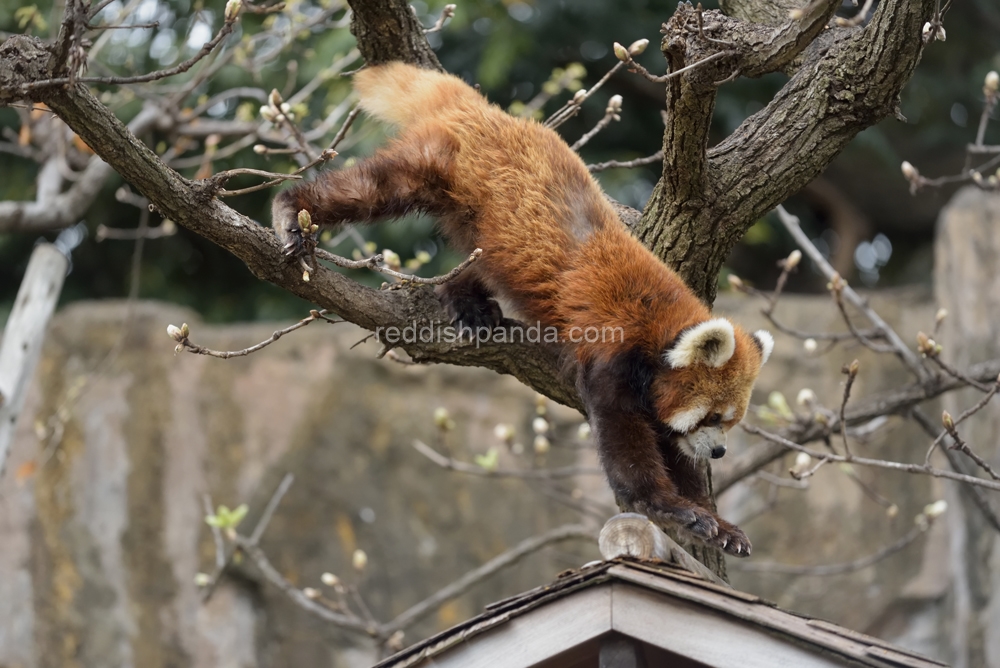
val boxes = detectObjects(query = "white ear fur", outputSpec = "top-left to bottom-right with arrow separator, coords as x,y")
753,330 -> 774,365
664,318 -> 736,369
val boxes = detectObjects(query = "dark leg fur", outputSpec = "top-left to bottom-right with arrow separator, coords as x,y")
435,270 -> 503,331
271,129 -> 459,257
658,432 -> 751,557
579,352 -> 724,544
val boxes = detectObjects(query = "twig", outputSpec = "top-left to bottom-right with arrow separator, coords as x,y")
219,149 -> 337,198
755,470 -> 809,489
924,350 -> 993,393
235,536 -> 376,633
587,151 -> 663,173
732,523 -> 928,576
314,247 -> 482,286
911,407 -> 1000,533
775,205 -> 929,380
618,49 -> 728,85
203,495 -> 227,570
570,96 -> 622,152
23,16 -> 239,91
96,221 -> 175,241
423,3 -> 455,33
411,439 -> 602,479
742,423 -> 1000,492
923,376 -> 999,465
328,106 -> 361,151
381,524 -> 594,635
833,0 -> 876,27
87,20 -> 159,29
830,279 -> 895,354
943,417 -> 1000,481
172,310 -> 342,359
545,61 -> 626,130
200,472 -> 295,603
249,473 -> 295,544
838,360 -> 859,458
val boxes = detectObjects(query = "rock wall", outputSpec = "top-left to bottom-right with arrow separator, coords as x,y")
0,302 -> 595,668
932,187 -> 1000,668
3,186 -> 999,668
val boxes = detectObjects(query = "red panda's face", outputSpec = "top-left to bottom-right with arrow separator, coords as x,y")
653,318 -> 773,460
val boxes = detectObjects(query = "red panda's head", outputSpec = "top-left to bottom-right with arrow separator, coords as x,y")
652,318 -> 773,460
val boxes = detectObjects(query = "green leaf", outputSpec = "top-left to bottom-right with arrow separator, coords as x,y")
474,447 -> 499,472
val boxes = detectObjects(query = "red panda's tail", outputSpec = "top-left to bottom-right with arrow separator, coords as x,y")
353,63 -> 480,128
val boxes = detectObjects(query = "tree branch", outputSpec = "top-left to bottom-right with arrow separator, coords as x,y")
639,0 -> 936,302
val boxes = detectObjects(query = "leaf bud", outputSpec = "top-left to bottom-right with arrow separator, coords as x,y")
606,94 -> 623,115
628,38 -> 649,55
297,209 -> 311,231
784,249 -> 802,270
796,388 -> 816,406
493,423 -> 515,443
986,71 -> 1000,95
924,499 -> 947,519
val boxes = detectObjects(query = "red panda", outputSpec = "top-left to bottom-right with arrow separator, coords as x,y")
272,63 -> 773,557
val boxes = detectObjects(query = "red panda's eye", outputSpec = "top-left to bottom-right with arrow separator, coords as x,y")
708,413 -> 722,426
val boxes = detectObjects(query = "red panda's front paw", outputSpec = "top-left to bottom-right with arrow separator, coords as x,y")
714,520 -> 752,558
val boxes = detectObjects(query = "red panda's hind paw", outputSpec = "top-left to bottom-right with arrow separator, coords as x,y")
650,505 -> 719,542
279,223 -> 318,259
436,283 -> 503,333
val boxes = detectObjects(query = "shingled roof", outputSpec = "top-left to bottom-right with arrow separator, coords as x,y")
375,558 -> 948,668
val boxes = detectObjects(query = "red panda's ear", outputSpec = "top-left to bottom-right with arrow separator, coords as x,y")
753,330 -> 774,365
664,318 -> 736,369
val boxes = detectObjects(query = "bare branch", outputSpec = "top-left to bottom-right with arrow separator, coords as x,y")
588,151 -> 663,173
170,310 -> 342,359
733,522 -> 931,576
411,439 -> 602,479
775,205 -> 930,380
742,423 -> 1000,493
23,14 -> 239,91
382,524 -> 594,635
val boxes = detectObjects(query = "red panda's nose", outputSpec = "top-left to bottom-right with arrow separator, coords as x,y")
710,445 -> 727,459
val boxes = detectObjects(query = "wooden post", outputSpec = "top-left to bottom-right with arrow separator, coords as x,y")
0,243 -> 68,479
599,513 -> 732,588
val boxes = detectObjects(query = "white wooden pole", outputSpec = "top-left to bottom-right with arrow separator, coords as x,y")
0,243 -> 68,480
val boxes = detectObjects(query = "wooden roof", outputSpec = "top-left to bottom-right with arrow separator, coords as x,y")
375,559 -> 949,668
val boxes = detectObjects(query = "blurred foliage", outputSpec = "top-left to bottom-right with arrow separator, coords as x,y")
1,0 -> 998,323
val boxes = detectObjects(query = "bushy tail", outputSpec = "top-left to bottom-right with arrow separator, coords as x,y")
353,62 -> 480,127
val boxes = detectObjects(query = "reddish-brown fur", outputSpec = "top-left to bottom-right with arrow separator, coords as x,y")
272,63 -> 770,555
